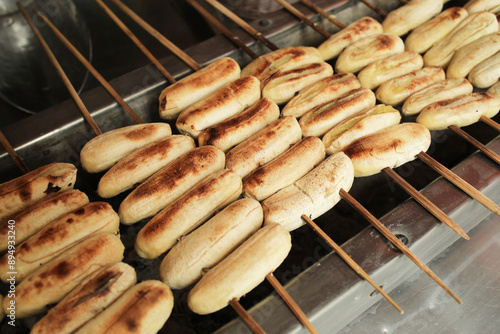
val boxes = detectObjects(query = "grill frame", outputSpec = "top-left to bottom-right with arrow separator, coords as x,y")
0,0 -> 499,333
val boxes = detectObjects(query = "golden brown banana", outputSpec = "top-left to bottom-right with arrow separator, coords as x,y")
242,136 -> 325,201
375,66 -> 446,106
416,92 -> 500,130
261,62 -> 334,105
0,163 -> 77,219
382,0 -> 443,37
159,57 -> 240,120
0,201 -> 120,282
176,76 -> 261,138
187,223 -> 291,315
318,17 -> 383,61
402,78 -> 474,116
357,51 -> 424,90
447,32 -> 500,78
299,88 -> 376,137
262,152 -> 354,231
97,135 -> 195,198
2,233 -> 124,318
160,198 -> 262,290
198,98 -> 280,153
118,145 -> 225,225
322,105 -> 401,155
405,7 -> 469,54
135,169 -> 242,259
226,116 -> 302,178
31,262 -> 137,334
241,46 -> 323,82
282,73 -> 361,118
344,123 -> 432,177
335,33 -> 405,74
76,280 -> 174,334
80,123 -> 172,173
468,50 -> 500,88
0,189 -> 88,253
423,11 -> 499,69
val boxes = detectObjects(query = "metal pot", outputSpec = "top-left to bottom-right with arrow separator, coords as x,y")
0,0 -> 91,114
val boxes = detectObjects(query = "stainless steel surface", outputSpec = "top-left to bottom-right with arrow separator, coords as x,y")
339,212 -> 500,334
0,0 -> 498,333
0,0 -> 91,113
0,0 -> 32,16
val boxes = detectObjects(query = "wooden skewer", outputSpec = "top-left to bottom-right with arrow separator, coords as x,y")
18,3 -> 102,136
95,0 -> 176,83
301,215 -> 404,314
229,299 -> 266,334
299,0 -> 346,29
448,125 -> 500,165
358,0 -> 387,18
273,0 -> 331,39
35,9 -> 144,124
266,273 -> 318,334
185,0 -> 259,60
0,130 -> 29,174
480,115 -> 500,132
205,0 -> 279,51
339,189 -> 462,304
418,152 -> 500,217
108,0 -> 202,71
382,167 -> 469,240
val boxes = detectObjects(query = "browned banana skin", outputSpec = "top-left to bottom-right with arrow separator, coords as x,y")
31,262 -> 137,334
198,98 -> 280,153
344,123 -> 431,177
0,163 -> 77,219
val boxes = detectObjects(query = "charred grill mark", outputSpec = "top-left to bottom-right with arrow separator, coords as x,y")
126,318 -> 138,331
45,176 -> 65,194
19,185 -> 32,202
203,126 -> 225,145
188,60 -> 238,88
18,238 -> 107,300
314,88 -> 369,122
84,202 -> 108,214
254,60 -> 273,77
341,18 -> 376,42
47,260 -> 72,280
71,271 -> 123,308
124,125 -> 157,141
160,95 -> 167,110
343,140 -> 371,160
277,63 -> 324,78
255,48 -> 307,77
260,69 -> 281,89
171,60 -> 238,100
449,7 -> 464,20
105,286 -> 167,332
376,35 -> 395,50
202,100 -> 269,143
142,171 -> 230,238
113,139 -> 177,173
178,77 -> 256,122
74,207 -> 86,215
130,149 -> 218,199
